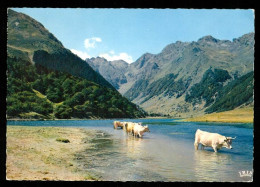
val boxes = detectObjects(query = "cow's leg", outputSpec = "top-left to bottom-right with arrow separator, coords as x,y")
213,146 -> 218,152
194,142 -> 199,150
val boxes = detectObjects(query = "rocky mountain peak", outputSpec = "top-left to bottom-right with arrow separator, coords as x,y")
198,35 -> 219,43
110,60 -> 129,69
233,32 -> 254,46
133,53 -> 154,69
161,41 -> 189,55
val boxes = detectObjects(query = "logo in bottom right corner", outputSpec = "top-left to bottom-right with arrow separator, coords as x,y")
238,170 -> 253,182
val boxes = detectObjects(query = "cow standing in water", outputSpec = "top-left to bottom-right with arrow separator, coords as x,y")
194,129 -> 236,152
133,124 -> 150,138
113,121 -> 127,130
125,122 -> 136,135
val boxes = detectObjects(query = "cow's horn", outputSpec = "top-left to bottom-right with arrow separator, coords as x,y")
227,136 -> 236,140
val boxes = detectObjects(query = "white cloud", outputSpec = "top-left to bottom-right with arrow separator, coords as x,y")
109,50 -> 115,55
84,37 -> 102,49
99,52 -> 134,64
70,49 -> 90,60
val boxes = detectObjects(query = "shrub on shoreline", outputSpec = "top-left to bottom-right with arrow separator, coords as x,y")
56,138 -> 70,143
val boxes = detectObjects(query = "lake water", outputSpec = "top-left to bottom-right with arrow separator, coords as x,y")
7,119 -> 254,182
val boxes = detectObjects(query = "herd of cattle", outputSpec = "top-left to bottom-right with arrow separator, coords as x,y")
113,121 -> 236,153
113,121 -> 150,138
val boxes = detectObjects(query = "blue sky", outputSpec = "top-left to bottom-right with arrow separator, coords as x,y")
12,8 -> 254,63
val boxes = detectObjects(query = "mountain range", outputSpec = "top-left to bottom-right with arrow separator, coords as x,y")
7,9 -> 254,119
86,33 -> 254,117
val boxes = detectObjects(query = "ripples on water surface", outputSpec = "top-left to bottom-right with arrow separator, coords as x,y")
7,119 -> 253,182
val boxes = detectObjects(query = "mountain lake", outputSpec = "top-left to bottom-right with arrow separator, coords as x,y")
7,119 -> 253,182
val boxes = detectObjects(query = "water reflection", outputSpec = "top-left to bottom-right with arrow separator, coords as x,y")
194,150 -> 232,181
124,136 -> 144,158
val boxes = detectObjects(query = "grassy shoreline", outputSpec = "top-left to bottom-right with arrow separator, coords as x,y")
182,107 -> 253,123
6,126 -> 99,181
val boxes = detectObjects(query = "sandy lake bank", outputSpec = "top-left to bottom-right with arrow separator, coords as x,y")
6,126 -> 100,181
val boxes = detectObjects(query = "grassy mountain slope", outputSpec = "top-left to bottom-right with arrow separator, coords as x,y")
184,107 -> 253,123
185,68 -> 232,107
7,9 -> 114,90
205,71 -> 254,113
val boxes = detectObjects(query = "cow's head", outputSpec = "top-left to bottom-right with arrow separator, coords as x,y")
144,125 -> 150,132
223,137 -> 236,149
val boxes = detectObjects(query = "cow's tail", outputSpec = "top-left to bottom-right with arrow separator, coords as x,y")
123,123 -> 127,131
113,121 -> 118,129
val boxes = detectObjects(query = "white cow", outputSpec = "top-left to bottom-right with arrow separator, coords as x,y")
133,124 -> 150,138
125,122 -> 136,135
194,129 -> 236,152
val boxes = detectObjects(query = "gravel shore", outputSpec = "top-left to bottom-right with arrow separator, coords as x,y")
6,126 -> 99,181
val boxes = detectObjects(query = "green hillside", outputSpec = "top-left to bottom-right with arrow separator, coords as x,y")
184,69 -> 253,114
7,56 -> 146,119
7,9 -> 146,119
205,71 -> 254,113
185,68 -> 232,107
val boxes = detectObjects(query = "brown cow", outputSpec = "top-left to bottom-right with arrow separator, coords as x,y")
113,121 -> 126,129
